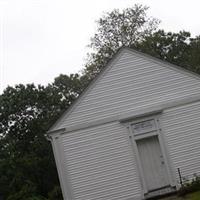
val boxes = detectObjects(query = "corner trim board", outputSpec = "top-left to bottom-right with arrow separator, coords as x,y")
51,136 -> 74,199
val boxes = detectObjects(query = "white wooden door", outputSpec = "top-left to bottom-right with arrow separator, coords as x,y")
137,136 -> 169,192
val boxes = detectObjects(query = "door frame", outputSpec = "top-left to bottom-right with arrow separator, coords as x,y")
126,114 -> 176,197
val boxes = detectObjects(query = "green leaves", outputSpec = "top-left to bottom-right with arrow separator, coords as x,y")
84,4 -> 160,81
0,74 -> 84,199
135,30 -> 200,74
91,5 -> 159,50
84,4 -> 200,80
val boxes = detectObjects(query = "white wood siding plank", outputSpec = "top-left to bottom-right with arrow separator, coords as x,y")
53,51 -> 200,130
161,101 -> 200,183
59,122 -> 141,200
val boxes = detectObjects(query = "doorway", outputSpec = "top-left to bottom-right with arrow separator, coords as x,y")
136,136 -> 170,192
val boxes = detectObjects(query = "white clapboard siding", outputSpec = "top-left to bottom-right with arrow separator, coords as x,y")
52,49 -> 200,130
161,100 -> 200,183
60,121 -> 141,200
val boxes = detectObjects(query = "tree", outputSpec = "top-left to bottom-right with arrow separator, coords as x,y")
83,4 -> 160,80
135,30 -> 191,66
0,74 -> 84,200
135,30 -> 200,74
83,4 -> 200,80
0,84 -> 59,200
187,36 -> 200,74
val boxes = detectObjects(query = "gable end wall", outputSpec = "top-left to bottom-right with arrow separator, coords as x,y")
53,49 -> 200,131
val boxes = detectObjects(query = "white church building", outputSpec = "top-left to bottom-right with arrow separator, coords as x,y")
48,47 -> 200,200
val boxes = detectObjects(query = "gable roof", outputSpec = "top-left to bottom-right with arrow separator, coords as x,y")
48,47 -> 126,134
48,47 -> 200,134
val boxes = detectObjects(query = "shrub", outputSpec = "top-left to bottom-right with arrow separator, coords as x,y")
178,174 -> 200,196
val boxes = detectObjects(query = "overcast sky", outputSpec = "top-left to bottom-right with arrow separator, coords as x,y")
0,0 -> 200,93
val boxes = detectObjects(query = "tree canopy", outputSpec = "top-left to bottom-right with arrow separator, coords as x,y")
0,74 -> 83,200
1,4 -> 200,200
83,5 -> 200,81
84,4 -> 160,80
135,30 -> 200,74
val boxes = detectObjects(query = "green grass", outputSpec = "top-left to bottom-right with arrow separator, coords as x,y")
162,191 -> 200,200
186,191 -> 200,200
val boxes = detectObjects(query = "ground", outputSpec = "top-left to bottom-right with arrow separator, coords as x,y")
160,191 -> 200,200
